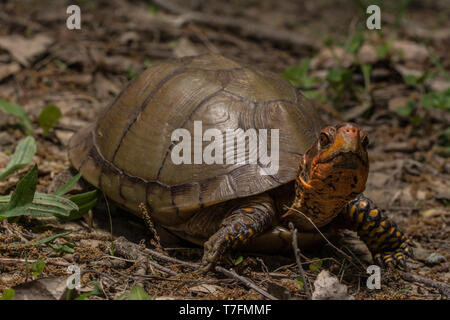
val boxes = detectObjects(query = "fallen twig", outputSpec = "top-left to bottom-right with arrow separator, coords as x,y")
0,257 -> 70,267
288,222 -> 312,299
144,247 -> 201,269
214,265 -> 278,300
284,206 -> 365,271
113,237 -> 178,276
397,270 -> 450,299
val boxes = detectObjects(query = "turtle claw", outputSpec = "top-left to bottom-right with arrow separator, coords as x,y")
199,263 -> 215,274
374,244 -> 413,269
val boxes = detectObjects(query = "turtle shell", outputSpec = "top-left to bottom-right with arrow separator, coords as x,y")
68,54 -> 325,226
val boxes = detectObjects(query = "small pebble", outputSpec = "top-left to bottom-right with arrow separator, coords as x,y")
425,252 -> 446,265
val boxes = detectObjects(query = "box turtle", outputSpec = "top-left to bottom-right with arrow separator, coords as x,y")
68,53 -> 413,267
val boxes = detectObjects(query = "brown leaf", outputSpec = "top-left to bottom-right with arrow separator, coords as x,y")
11,276 -> 69,300
0,34 -> 53,67
391,40 -> 428,63
0,62 -> 21,81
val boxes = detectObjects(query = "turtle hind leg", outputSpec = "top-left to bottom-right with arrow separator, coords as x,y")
202,195 -> 276,265
342,194 -> 414,267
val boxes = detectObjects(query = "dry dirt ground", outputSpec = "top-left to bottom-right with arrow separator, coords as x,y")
0,0 -> 449,300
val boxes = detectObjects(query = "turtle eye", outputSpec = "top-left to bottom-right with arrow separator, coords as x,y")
319,133 -> 330,147
361,135 -> 369,148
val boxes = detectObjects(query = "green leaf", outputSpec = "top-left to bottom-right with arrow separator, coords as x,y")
0,165 -> 37,218
403,74 -> 421,87
0,136 -> 36,181
345,31 -> 364,54
375,42 -> 391,60
0,99 -> 33,135
32,260 -> 46,278
327,69 -> 352,85
55,189 -> 98,220
395,100 -> 416,117
0,288 -> 15,300
128,285 -> 151,300
0,191 -> 78,218
282,59 -> 316,89
34,232 -> 71,246
75,281 -> 102,300
54,172 -> 82,196
233,256 -> 243,266
147,5 -> 158,14
421,89 -> 450,111
295,276 -> 304,289
38,105 -> 62,136
303,90 -> 327,102
309,258 -> 323,273
361,64 -> 372,91
48,242 -> 75,254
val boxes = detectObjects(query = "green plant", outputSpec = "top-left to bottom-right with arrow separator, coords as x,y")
116,285 -> 151,300
345,31 -> 365,55
0,288 -> 15,300
32,260 -> 46,278
0,165 -> 78,219
38,105 -> 62,136
74,281 -> 102,300
282,59 -> 316,89
0,136 -> 36,182
309,258 -> 323,273
375,41 -> 392,60
326,68 -> 355,101
0,99 -> 33,135
226,253 -> 244,266
421,88 -> 450,111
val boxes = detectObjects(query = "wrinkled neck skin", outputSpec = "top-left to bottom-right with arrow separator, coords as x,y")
283,150 -> 368,231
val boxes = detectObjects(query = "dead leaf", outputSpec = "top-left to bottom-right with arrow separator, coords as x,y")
0,34 -> 53,67
421,208 -> 449,219
12,276 -> 69,300
0,62 -> 20,81
388,96 -> 409,113
427,77 -> 450,92
368,172 -> 391,188
357,43 -> 377,64
173,37 -> 199,58
266,281 -> 292,299
391,40 -> 428,63
189,284 -> 223,295
310,46 -> 353,70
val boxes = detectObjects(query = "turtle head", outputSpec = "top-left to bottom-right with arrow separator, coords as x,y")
283,123 -> 369,228
304,122 -> 369,192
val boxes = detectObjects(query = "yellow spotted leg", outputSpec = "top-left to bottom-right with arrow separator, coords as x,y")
202,196 -> 276,265
344,194 -> 414,268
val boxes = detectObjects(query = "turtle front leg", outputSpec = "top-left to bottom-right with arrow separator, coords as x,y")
202,195 -> 275,265
342,194 -> 414,267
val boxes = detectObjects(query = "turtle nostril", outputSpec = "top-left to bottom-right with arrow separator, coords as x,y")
342,125 -> 359,138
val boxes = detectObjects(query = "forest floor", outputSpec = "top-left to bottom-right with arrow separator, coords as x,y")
0,0 -> 449,300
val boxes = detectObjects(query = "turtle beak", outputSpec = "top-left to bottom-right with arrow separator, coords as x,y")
335,123 -> 361,153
